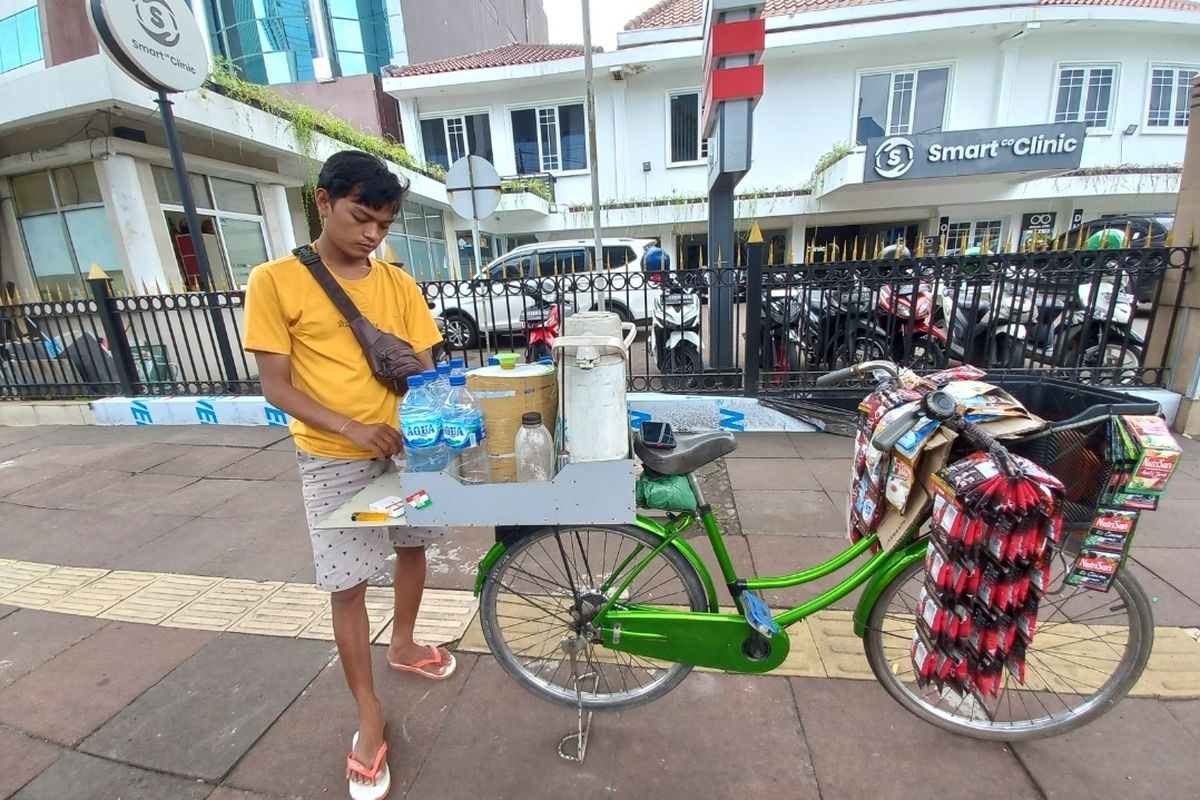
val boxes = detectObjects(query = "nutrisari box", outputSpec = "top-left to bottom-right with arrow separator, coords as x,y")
1121,416 -> 1181,496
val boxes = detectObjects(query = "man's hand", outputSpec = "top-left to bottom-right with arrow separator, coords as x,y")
343,421 -> 403,458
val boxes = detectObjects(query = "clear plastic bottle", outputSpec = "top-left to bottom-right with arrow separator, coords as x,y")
399,375 -> 446,472
449,357 -> 466,379
423,368 -> 447,406
515,412 -> 555,482
441,375 -> 490,484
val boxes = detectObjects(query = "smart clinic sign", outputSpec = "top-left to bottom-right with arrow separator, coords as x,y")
87,0 -> 208,94
864,123 -> 1087,182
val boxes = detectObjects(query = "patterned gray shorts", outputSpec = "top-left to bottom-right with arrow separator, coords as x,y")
297,450 -> 443,593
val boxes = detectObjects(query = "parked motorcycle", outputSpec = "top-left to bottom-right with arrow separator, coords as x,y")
519,277 -> 575,363
1025,268 -> 1144,382
934,250 -> 1031,369
757,282 -> 804,378
649,276 -> 703,376
800,281 -> 889,369
878,280 -> 947,370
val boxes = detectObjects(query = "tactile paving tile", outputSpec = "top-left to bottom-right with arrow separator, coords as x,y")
1135,626 -> 1200,697
45,570 -> 160,616
163,578 -> 284,632
299,586 -> 395,642
0,560 -> 57,601
100,573 -> 222,624
1,566 -> 106,609
807,609 -> 877,680
393,588 -> 480,646
228,583 -> 329,637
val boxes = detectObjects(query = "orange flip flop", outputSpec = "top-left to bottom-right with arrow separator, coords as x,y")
388,645 -> 457,680
347,732 -> 390,800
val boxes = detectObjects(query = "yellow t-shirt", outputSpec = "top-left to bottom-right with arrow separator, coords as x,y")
243,251 -> 442,460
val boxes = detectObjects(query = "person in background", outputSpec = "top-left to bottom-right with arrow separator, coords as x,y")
243,151 -> 452,800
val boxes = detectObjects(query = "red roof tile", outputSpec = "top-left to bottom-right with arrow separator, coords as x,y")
623,0 -> 1199,31
384,43 -> 599,78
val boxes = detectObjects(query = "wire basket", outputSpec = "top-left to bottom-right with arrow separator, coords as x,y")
1007,417 -> 1113,529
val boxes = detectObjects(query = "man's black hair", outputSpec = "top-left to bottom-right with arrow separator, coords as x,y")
317,150 -> 408,211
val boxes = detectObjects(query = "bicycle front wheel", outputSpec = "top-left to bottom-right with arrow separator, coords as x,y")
479,524 -> 708,711
863,557 -> 1154,741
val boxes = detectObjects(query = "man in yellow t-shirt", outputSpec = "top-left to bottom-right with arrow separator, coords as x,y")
243,151 -> 448,799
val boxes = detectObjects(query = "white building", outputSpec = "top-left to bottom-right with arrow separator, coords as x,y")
385,0 -> 1200,274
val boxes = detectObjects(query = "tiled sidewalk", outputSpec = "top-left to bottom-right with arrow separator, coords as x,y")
0,424 -> 1198,799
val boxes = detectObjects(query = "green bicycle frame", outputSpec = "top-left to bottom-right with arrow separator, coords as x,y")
473,476 -> 930,640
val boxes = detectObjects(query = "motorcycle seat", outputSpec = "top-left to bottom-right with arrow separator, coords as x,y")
635,431 -> 739,476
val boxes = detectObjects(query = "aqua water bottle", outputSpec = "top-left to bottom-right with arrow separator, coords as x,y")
441,375 -> 490,484
399,375 -> 446,472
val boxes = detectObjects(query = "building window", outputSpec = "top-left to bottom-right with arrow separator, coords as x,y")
0,7 -> 43,74
11,165 -> 124,298
325,0 -> 392,78
947,219 -> 1004,252
152,166 -> 270,290
385,201 -> 449,282
1148,65 -> 1198,129
1054,65 -> 1117,130
668,91 -> 709,164
419,113 -> 494,171
207,0 -> 318,85
856,67 -> 949,145
511,103 -> 588,174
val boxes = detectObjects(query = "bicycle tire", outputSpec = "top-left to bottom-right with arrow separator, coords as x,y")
863,558 -> 1154,741
480,524 -> 708,711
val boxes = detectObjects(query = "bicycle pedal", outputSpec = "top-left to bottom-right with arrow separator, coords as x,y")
741,591 -> 780,638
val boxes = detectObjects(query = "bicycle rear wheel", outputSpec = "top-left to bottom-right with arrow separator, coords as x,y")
479,524 -> 708,711
863,554 -> 1154,741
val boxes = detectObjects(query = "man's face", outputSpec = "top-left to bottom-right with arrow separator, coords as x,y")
317,187 -> 396,258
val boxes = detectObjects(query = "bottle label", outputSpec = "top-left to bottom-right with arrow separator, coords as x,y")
401,418 -> 441,448
443,416 -> 486,449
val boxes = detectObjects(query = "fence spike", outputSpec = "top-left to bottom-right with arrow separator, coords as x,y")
1124,223 -> 1133,247
830,238 -> 839,263
788,244 -> 796,264
1075,225 -> 1085,250
767,241 -> 775,266
1145,225 -> 1154,247
1002,235 -> 1012,254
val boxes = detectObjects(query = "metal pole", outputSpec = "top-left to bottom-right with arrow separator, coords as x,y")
157,93 -> 215,292
466,156 -> 493,354
581,0 -> 604,269
742,240 -> 764,397
157,91 -> 239,386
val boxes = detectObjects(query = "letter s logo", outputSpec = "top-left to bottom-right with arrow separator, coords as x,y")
135,0 -> 181,47
873,136 -> 916,179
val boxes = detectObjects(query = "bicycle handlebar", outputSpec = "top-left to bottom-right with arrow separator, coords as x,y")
815,360 -> 899,387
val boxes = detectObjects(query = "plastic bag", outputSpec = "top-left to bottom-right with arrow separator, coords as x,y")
636,473 -> 698,512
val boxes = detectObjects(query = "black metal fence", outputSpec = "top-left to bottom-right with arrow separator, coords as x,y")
0,246 -> 1190,401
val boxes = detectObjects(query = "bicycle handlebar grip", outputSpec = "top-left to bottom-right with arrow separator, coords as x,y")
815,366 -> 858,387
871,408 -> 920,452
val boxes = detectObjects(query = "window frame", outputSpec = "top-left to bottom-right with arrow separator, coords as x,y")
507,98 -> 591,176
386,200 -> 451,282
0,7 -> 44,75
1144,63 -> 1199,133
852,62 -> 954,146
152,167 -> 269,290
418,109 -> 493,169
665,88 -> 711,167
12,165 -> 123,296
945,218 -> 1006,252
1051,62 -> 1120,134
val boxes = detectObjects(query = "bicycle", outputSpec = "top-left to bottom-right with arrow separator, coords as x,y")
473,360 -> 1156,743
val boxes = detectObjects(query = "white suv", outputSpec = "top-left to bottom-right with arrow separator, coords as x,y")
430,238 -> 656,349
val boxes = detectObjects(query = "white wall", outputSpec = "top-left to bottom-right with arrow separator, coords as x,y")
397,19 -> 1200,215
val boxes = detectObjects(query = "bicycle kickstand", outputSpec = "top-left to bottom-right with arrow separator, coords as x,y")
558,634 -> 596,764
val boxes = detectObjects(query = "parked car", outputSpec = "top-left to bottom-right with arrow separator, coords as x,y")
1051,215 -> 1173,302
429,238 -> 656,349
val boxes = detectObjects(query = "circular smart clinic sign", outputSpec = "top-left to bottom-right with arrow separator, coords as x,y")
88,0 -> 209,93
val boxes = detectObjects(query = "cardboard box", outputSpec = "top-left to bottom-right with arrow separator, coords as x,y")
1121,416 -> 1181,496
